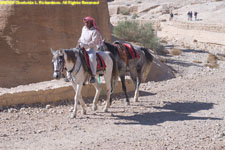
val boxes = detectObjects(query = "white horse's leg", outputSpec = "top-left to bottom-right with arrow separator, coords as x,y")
71,82 -> 86,115
103,74 -> 112,112
92,80 -> 101,111
134,77 -> 140,102
78,95 -> 86,115
71,83 -> 83,118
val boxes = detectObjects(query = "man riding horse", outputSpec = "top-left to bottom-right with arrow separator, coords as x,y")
66,16 -> 103,83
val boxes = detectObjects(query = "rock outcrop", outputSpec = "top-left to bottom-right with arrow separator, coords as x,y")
147,57 -> 175,82
0,0 -> 112,88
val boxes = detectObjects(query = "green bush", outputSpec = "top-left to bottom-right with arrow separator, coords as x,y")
113,21 -> 140,41
113,20 -> 164,55
131,13 -> 138,19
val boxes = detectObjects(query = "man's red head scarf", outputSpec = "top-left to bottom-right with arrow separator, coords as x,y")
83,16 -> 103,45
83,16 -> 100,32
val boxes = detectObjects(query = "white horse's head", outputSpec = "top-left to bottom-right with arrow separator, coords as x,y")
51,48 -> 64,79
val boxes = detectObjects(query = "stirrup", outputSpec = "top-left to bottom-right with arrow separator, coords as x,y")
64,77 -> 70,82
90,76 -> 96,83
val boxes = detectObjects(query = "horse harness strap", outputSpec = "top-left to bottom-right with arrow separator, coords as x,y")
113,43 -> 128,65
80,48 -> 106,73
64,53 -> 81,76
65,64 -> 75,73
123,43 -> 140,59
113,42 -> 141,65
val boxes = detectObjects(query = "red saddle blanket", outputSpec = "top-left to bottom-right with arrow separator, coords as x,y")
82,48 -> 106,71
123,43 -> 140,59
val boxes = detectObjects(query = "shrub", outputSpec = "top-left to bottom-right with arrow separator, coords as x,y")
193,60 -> 202,64
160,39 -> 168,44
113,21 -> 139,41
170,48 -> 182,56
113,20 -> 164,55
131,13 -> 138,19
207,53 -> 218,64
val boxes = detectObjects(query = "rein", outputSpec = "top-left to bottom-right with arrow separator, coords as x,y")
73,61 -> 82,76
66,63 -> 75,73
64,54 -> 82,76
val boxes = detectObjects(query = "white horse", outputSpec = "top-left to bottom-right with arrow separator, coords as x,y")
51,48 -> 117,118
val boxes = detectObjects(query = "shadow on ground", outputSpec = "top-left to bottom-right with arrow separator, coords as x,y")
161,47 -> 207,68
111,90 -> 156,100
114,101 -> 222,126
166,59 -> 203,68
181,48 -> 209,54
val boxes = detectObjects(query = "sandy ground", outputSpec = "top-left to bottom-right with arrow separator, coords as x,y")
1,1 -> 225,149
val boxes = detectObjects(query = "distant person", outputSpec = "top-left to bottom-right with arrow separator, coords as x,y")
194,11 -> 198,21
169,12 -> 174,21
187,11 -> 190,21
190,11 -> 193,21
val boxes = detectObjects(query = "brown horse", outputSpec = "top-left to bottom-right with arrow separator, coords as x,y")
100,41 -> 153,105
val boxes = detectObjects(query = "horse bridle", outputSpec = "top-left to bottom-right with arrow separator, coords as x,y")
53,55 -> 65,74
64,50 -> 81,76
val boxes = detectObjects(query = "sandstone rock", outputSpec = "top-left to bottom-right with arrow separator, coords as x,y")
137,3 -> 160,13
108,5 -> 119,16
45,104 -> 52,109
129,6 -> 138,13
146,57 -> 175,82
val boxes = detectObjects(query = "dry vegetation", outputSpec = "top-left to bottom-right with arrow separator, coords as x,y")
192,60 -> 202,64
170,48 -> 182,56
205,53 -> 219,68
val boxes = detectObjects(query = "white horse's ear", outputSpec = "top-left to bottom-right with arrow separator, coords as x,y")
50,48 -> 57,55
50,48 -> 55,54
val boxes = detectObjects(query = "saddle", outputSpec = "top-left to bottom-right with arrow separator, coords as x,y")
113,41 -> 140,65
79,48 -> 106,74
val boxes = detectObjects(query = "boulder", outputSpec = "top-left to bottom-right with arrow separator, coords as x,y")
108,5 -> 119,16
137,3 -> 160,13
147,57 -> 175,81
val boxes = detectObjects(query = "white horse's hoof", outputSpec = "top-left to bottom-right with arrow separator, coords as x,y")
134,97 -> 139,102
82,110 -> 87,115
92,105 -> 97,111
70,113 -> 76,119
125,101 -> 130,106
103,108 -> 108,112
